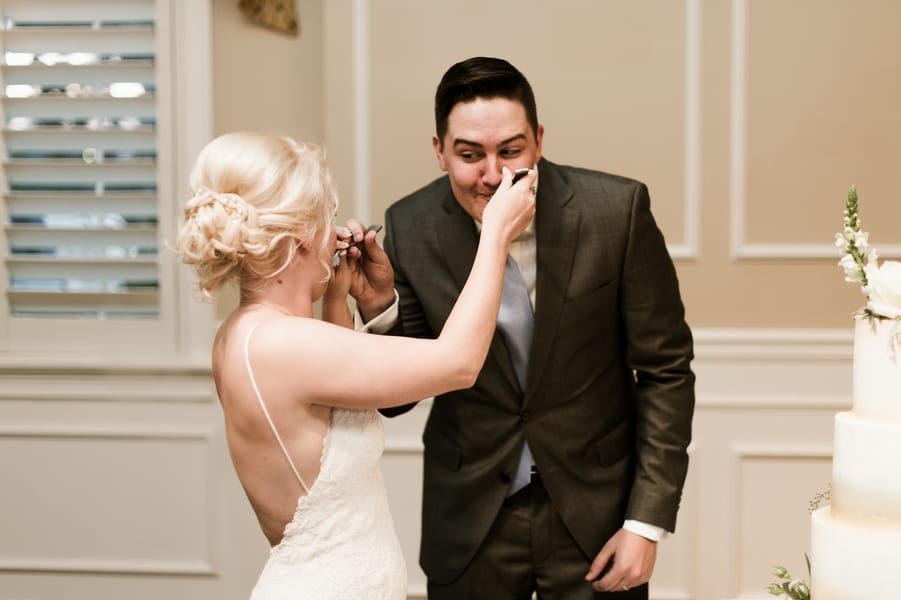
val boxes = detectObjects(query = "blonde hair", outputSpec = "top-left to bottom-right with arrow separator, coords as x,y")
175,132 -> 337,299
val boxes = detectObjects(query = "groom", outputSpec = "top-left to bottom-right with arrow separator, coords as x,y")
350,56 -> 695,599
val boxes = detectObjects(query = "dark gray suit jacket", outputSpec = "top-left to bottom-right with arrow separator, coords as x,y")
382,158 -> 695,584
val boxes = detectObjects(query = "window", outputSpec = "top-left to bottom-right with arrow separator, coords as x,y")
0,0 -> 212,359
2,0 -> 158,320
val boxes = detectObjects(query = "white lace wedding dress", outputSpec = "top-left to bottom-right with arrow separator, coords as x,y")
244,329 -> 407,599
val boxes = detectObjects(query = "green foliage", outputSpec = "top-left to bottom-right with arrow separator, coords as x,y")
768,565 -> 810,600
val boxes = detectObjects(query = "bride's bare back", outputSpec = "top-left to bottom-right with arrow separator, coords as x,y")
213,312 -> 331,546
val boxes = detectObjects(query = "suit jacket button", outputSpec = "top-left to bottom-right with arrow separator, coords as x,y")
499,472 -> 511,484
521,410 -> 531,423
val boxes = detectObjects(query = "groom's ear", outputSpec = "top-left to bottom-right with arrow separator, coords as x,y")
432,135 -> 448,172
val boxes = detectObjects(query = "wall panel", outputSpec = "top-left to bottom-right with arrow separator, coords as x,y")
0,429 -> 214,574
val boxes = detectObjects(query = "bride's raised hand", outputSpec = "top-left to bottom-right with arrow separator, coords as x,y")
323,226 -> 352,298
481,166 -> 537,244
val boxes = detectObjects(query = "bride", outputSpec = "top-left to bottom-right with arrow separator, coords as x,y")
175,132 -> 536,599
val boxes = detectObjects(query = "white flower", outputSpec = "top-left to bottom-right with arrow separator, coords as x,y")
835,185 -> 901,320
839,254 -> 865,284
867,248 -> 879,265
864,261 -> 901,319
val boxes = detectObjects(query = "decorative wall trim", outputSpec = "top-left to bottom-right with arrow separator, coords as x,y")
0,425 -> 218,575
728,0 -> 901,260
0,424 -> 213,439
0,558 -> 215,577
728,0 -> 749,260
726,442 -> 832,600
731,442 -> 834,459
670,0 -> 702,261
0,328 -> 853,407
352,0 -> 371,224
693,327 -> 852,409
699,392 -> 849,410
0,370 -> 214,403
346,0 -> 701,259
172,0 -> 219,360
693,327 -> 851,359
0,357 -> 212,374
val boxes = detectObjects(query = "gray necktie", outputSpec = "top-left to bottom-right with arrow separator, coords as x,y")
496,255 -> 535,496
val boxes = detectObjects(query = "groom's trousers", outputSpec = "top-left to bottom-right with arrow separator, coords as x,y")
425,470 -> 649,600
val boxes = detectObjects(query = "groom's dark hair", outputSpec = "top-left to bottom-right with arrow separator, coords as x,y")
434,56 -> 539,147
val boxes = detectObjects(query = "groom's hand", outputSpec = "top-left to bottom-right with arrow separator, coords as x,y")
343,218 -> 395,322
585,528 -> 657,593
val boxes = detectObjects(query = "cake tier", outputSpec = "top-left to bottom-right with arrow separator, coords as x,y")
811,506 -> 901,599
831,411 -> 901,524
853,316 -> 901,420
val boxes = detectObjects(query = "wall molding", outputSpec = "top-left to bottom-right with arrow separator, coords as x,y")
0,424 -> 219,576
345,0 -> 702,260
728,0 -> 901,260
351,0 -> 371,224
726,442 -> 833,600
0,423 -> 214,439
0,369 -> 214,403
670,0 -> 702,260
0,558 -> 215,576
693,327 -> 851,360
731,442 -> 834,460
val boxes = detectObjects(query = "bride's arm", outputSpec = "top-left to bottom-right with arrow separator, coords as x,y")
257,167 -> 536,410
320,231 -> 353,329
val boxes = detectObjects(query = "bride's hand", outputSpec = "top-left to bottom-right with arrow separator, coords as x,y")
324,226 -> 352,300
481,166 -> 537,244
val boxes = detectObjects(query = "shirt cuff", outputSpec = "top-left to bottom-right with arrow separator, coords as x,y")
623,520 -> 668,543
353,290 -> 399,333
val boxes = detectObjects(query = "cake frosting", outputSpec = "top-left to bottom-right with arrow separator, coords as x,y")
810,316 -> 901,599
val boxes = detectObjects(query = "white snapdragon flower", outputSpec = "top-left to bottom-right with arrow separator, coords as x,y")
864,261 -> 901,319
839,254 -> 865,284
867,248 -> 879,265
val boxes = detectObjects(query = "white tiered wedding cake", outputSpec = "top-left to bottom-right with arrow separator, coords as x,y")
809,186 -> 901,599
809,317 -> 901,599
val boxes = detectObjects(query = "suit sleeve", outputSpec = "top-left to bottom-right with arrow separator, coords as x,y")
620,183 -> 695,532
383,206 -> 435,340
377,205 -> 434,418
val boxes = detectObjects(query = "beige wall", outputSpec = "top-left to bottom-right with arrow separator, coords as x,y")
212,0 -> 323,141
205,1 -> 900,599
5,3 -> 896,600
213,0 -> 901,330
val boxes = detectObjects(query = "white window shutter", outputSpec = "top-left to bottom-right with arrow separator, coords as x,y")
0,0 -> 213,360
2,0 -> 159,319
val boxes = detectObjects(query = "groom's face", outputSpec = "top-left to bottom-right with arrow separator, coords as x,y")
432,96 -> 543,223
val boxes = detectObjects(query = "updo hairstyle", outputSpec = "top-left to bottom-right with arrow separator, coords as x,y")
175,132 -> 337,299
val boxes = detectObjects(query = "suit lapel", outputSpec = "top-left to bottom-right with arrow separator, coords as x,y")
436,193 -> 478,291
435,187 -> 519,389
526,162 -> 580,405
436,189 -> 520,392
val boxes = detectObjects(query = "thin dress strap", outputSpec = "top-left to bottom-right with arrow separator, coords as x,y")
244,322 -> 311,494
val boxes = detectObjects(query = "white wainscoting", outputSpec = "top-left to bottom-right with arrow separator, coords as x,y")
0,327 -> 850,600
